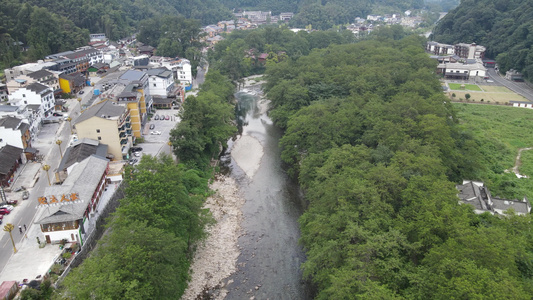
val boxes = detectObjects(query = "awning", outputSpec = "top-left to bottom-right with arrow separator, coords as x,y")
24,147 -> 38,153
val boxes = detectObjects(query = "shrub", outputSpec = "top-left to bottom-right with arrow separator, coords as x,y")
465,93 -> 471,100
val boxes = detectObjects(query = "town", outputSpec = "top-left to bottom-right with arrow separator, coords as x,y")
0,1 -> 533,298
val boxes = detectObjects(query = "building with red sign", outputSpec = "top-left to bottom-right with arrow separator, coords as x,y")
34,155 -> 109,244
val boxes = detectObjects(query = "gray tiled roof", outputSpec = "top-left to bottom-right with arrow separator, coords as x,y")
120,70 -> 145,81
57,139 -> 108,171
35,155 -> 109,224
27,69 -> 53,80
75,100 -> 126,125
0,116 -> 23,130
492,197 -> 531,215
0,145 -> 23,175
26,82 -> 50,94
0,106 -> 19,113
146,67 -> 172,78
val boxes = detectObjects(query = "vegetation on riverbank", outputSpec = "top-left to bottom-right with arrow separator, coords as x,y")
56,71 -> 237,299
263,34 -> 533,298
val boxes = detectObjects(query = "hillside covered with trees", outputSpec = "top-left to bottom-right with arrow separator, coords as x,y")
431,0 -> 533,81
0,0 -> 232,69
261,33 -> 533,298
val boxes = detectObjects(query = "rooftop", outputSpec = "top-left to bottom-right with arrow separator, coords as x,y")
75,100 -> 126,125
0,145 -> 23,175
35,155 -> 109,224
0,116 -> 24,130
57,138 -> 109,171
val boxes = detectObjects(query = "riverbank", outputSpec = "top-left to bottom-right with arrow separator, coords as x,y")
181,176 -> 245,299
182,77 -> 268,299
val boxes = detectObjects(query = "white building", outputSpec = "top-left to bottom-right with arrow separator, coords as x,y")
149,57 -> 192,88
439,61 -> 486,80
146,67 -> 175,97
6,69 -> 60,94
4,61 -> 58,82
8,82 -> 56,118
0,116 -> 30,149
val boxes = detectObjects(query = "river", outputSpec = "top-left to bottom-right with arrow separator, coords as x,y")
222,83 -> 311,299
181,78 -> 311,300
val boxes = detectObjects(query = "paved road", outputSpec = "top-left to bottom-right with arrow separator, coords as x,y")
0,97 -> 83,275
487,68 -> 533,101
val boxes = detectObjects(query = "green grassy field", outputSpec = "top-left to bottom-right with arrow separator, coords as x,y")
448,83 -> 483,91
480,85 -> 514,93
454,103 -> 533,199
448,91 -> 527,104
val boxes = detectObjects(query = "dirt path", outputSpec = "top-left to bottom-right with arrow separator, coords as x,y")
505,147 -> 532,178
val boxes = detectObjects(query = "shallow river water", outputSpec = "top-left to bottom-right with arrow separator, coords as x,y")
220,87 -> 311,300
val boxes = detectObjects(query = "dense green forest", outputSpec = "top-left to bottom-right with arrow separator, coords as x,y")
208,25 -> 359,81
431,0 -> 533,81
260,33 -> 533,298
0,0 -> 231,69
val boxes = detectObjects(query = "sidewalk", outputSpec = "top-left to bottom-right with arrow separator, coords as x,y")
0,225 -> 62,283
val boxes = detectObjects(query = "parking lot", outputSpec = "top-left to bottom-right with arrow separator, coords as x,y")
131,109 -> 181,162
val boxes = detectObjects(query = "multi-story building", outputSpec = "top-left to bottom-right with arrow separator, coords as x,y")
146,67 -> 177,97
74,100 -> 132,160
455,43 -> 485,60
426,41 -> 455,56
96,70 -> 151,137
6,69 -> 60,94
151,58 -> 193,90
3,61 -> 58,82
35,155 -> 109,244
8,82 -> 56,118
45,47 -> 104,74
0,116 -> 31,150
59,73 -> 87,94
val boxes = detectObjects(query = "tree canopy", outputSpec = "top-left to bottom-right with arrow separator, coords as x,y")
60,155 -> 213,299
262,34 -> 533,298
170,70 -> 237,168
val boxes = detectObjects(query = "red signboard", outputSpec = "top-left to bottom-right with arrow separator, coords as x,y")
38,193 -> 80,205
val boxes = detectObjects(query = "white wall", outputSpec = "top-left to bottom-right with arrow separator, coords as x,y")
0,128 -> 23,148
148,75 -> 174,97
44,228 -> 81,244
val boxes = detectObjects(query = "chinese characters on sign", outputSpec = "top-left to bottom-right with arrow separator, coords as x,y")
38,193 -> 79,205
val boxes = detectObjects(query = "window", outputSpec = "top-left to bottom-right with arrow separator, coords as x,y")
96,129 -> 100,133
24,101 -> 27,104
22,94 -> 26,97
153,83 -> 156,87
98,137 -> 102,140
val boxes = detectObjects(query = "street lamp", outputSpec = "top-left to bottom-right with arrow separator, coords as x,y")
42,164 -> 51,186
66,117 -> 72,133
3,223 -> 17,253
56,140 -> 63,159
